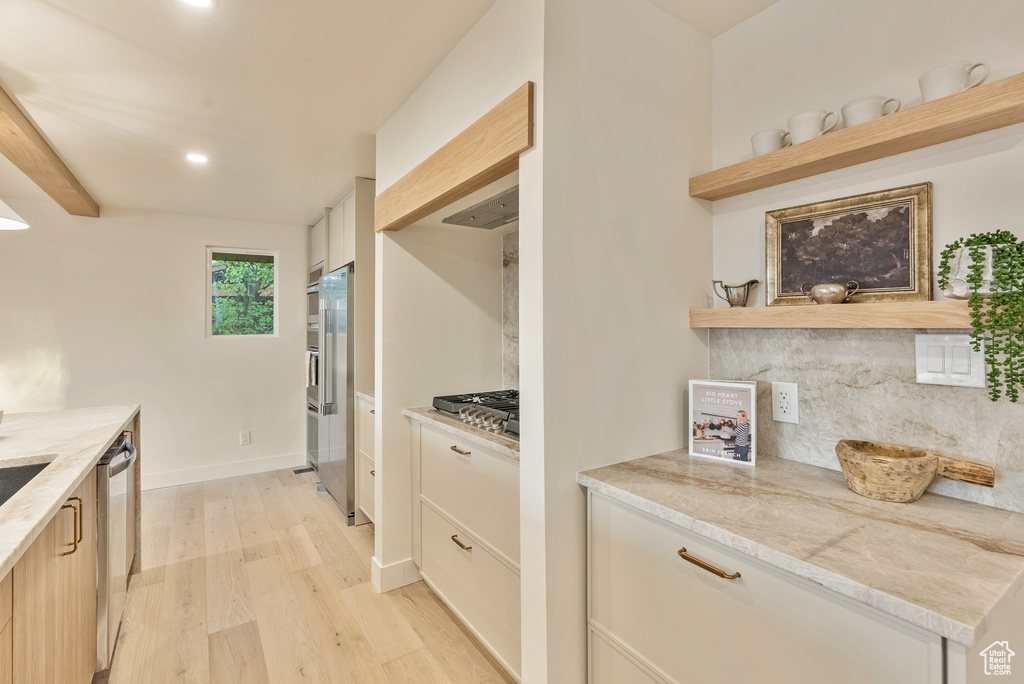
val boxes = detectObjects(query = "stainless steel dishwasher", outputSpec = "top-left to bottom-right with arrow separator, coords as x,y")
96,431 -> 137,671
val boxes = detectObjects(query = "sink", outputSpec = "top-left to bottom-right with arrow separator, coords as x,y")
0,463 -> 50,508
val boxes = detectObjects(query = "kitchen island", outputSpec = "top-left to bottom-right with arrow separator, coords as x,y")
579,451 -> 1024,683
0,405 -> 141,684
0,405 -> 141,579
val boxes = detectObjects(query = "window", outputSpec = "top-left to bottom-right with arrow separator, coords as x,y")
207,249 -> 278,337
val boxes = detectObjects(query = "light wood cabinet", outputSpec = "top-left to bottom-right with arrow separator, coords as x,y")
411,420 -> 521,681
587,492 -> 944,684
0,621 -> 10,684
1,569 -> 10,684
13,470 -> 97,684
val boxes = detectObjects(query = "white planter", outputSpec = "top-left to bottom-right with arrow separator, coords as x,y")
942,245 -> 995,299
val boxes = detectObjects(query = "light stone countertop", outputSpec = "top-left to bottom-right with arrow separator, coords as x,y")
403,407 -> 519,461
356,390 -> 376,405
0,405 -> 140,580
578,450 -> 1024,648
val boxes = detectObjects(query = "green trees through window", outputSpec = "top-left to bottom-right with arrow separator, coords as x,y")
211,251 -> 276,335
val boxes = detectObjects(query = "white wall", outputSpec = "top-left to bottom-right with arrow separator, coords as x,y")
0,199 -> 307,488
711,0 -> 1024,293
526,0 -> 712,680
373,225 -> 504,590
374,0 -> 712,680
373,0 -> 545,594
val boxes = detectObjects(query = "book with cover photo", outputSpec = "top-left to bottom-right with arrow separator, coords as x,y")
689,380 -> 757,466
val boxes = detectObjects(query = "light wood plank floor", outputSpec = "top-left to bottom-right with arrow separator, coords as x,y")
105,467 -> 513,684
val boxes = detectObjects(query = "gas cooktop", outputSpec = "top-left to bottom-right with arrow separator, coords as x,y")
432,390 -> 519,437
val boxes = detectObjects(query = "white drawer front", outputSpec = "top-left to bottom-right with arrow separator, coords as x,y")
420,424 -> 519,564
590,627 -> 665,684
589,493 -> 942,684
357,398 -> 375,462
357,453 -> 375,523
420,503 -> 521,679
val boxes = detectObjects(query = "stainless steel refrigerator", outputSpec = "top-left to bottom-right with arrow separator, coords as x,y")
316,262 -> 356,524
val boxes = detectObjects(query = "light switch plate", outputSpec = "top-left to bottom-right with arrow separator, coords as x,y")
915,334 -> 986,388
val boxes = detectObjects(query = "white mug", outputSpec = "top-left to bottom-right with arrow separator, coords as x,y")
919,61 -> 989,102
751,129 -> 791,157
841,96 -> 901,128
788,109 -> 838,144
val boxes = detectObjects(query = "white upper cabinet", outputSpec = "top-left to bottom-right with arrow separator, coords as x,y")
328,191 -> 350,269
327,178 -> 373,271
310,215 -> 326,268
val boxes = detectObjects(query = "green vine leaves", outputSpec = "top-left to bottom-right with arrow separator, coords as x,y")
938,230 -> 1023,402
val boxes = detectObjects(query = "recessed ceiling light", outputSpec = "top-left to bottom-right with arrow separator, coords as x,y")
186,152 -> 209,164
182,0 -> 217,7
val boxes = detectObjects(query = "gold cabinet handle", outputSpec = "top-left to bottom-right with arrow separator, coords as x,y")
370,409 -> 375,414
69,496 -> 83,544
677,548 -> 740,580
450,535 -> 472,551
370,470 -> 375,477
450,445 -> 471,456
60,501 -> 79,556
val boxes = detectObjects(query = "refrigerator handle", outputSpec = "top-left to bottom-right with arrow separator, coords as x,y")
318,306 -> 327,415
322,307 -> 334,415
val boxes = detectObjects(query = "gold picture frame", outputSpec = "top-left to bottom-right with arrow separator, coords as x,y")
766,182 -> 932,306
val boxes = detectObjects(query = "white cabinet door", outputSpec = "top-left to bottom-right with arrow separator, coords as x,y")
419,425 -> 519,564
357,453 -> 375,524
356,396 -> 374,463
420,503 -> 521,680
343,192 -> 356,268
310,217 -> 326,269
328,194 -> 348,269
589,492 -> 943,684
589,627 -> 665,684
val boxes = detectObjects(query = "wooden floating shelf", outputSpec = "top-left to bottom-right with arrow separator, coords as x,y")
689,300 -> 971,329
689,73 -> 1024,201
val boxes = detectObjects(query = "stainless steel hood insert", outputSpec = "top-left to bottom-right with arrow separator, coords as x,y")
442,186 -> 519,229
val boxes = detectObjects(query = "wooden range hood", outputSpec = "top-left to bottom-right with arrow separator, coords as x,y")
374,82 -> 534,234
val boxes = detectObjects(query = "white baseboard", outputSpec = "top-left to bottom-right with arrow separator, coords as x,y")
142,451 -> 307,490
371,555 -> 421,593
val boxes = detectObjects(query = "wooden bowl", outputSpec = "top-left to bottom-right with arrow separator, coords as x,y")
835,439 -> 995,503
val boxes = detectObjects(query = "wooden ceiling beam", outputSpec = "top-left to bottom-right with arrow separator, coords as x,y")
0,83 -> 99,217
374,82 -> 534,233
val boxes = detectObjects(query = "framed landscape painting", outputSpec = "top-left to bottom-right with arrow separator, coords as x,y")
765,183 -> 932,306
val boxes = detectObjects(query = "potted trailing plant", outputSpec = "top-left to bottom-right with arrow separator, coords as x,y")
937,229 -> 1024,402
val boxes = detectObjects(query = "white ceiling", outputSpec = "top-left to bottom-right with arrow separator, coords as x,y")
647,0 -> 780,38
0,0 -> 777,226
0,0 -> 498,225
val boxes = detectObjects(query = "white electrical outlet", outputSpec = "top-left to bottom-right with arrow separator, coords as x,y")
239,430 -> 251,446
771,382 -> 799,424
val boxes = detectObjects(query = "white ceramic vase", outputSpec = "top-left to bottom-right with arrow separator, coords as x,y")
942,246 -> 994,299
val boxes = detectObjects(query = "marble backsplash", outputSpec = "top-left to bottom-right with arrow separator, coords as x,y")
502,231 -> 519,390
709,328 -> 1024,513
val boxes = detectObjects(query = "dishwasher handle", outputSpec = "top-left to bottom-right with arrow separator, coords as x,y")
108,443 -> 137,477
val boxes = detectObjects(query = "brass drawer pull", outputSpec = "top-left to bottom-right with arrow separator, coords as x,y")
450,535 -> 472,551
677,548 -> 740,580
370,409 -> 375,414
450,445 -> 471,456
60,501 -> 79,556
370,470 -> 375,477
69,496 -> 83,544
